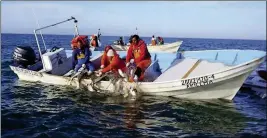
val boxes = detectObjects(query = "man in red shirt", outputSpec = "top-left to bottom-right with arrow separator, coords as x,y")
97,45 -> 126,76
126,35 -> 151,82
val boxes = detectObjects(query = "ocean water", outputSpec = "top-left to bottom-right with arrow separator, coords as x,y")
1,33 -> 266,138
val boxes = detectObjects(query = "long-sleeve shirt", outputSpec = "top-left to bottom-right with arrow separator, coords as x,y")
101,46 -> 118,66
72,48 -> 92,69
102,55 -> 126,73
126,39 -> 151,63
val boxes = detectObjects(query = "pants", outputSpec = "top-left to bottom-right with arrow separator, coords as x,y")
75,63 -> 95,72
135,59 -> 152,81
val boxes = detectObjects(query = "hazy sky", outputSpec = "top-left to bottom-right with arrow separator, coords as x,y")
1,1 -> 266,40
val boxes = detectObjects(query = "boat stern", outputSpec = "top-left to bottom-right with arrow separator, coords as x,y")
10,65 -> 43,82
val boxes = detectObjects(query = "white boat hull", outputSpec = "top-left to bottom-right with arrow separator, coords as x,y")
143,72 -> 251,100
112,41 -> 183,53
9,61 -> 256,100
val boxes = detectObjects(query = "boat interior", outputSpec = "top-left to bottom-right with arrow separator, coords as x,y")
155,50 -> 265,82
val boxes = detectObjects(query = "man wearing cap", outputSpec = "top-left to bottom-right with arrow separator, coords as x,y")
97,45 -> 126,76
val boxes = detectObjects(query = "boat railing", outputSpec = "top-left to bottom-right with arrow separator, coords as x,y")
215,52 -> 218,60
232,53 -> 238,65
33,16 -> 79,70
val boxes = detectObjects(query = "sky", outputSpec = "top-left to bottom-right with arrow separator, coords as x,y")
1,1 -> 266,40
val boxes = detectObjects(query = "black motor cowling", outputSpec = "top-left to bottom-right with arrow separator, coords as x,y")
13,46 -> 36,67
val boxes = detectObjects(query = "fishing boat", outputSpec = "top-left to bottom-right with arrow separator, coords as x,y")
9,17 -> 266,100
111,27 -> 183,53
112,41 -> 183,53
91,50 -> 265,100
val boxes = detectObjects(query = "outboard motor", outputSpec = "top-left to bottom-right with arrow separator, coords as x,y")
13,46 -> 36,68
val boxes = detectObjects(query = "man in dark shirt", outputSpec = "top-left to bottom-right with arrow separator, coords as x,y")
72,39 -> 95,73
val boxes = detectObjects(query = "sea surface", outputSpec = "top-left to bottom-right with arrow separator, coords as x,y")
1,33 -> 266,138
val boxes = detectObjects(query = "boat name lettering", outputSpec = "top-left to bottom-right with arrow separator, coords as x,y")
181,74 -> 215,88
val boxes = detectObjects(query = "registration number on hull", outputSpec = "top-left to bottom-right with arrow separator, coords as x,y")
181,74 -> 215,88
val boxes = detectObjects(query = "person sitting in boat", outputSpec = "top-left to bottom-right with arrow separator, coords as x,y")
157,36 -> 164,45
90,34 -> 99,47
151,35 -> 157,46
126,34 -> 151,82
114,37 -> 124,46
96,45 -> 126,76
118,37 -> 124,46
72,38 -> 95,74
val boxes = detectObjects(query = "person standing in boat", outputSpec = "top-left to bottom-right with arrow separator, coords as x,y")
151,35 -> 157,46
72,37 -> 95,73
97,45 -> 126,76
157,36 -> 164,45
126,34 -> 151,82
90,34 -> 99,47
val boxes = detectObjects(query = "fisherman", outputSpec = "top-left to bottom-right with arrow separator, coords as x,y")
118,37 -> 124,46
96,45 -> 126,76
151,35 -> 157,46
126,34 -> 151,82
157,36 -> 164,45
72,38 -> 95,74
90,34 -> 99,47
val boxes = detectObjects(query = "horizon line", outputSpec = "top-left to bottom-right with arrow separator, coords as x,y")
1,32 -> 266,41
